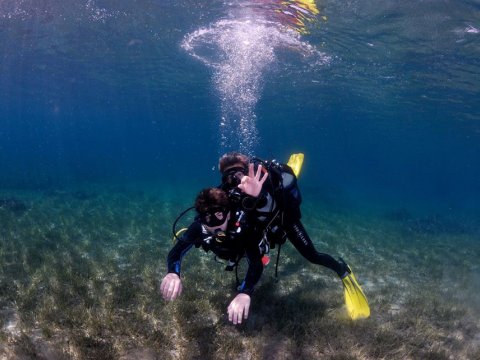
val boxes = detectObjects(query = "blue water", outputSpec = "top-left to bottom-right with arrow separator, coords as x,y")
1,0 -> 479,217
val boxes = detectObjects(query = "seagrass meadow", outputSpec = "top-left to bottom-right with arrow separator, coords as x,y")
0,185 -> 479,359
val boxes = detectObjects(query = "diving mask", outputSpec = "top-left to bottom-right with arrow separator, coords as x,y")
221,166 -> 247,187
200,207 -> 229,227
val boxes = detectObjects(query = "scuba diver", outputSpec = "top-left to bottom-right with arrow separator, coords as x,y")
218,152 -> 370,320
160,183 -> 267,325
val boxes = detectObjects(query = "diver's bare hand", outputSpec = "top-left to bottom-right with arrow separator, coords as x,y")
227,293 -> 251,325
160,273 -> 182,301
238,163 -> 268,198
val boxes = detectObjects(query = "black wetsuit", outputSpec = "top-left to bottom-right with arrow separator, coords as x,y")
222,162 -> 347,277
166,214 -> 264,295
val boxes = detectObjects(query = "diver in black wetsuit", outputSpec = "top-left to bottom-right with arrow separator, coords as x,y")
218,152 -> 350,278
161,155 -> 370,323
160,186 -> 267,325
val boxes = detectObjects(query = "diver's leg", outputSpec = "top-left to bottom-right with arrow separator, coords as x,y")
285,220 -> 348,277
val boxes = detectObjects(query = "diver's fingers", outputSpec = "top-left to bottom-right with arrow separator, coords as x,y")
166,281 -> 175,300
228,302 -> 240,325
258,168 -> 268,185
163,284 -> 172,300
171,279 -> 182,301
236,309 -> 242,325
233,307 -> 239,325
244,302 -> 250,320
227,303 -> 234,323
160,277 -> 170,299
248,163 -> 255,177
254,164 -> 263,180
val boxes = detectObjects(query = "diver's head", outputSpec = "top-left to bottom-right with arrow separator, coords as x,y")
219,152 -> 249,188
219,152 -> 249,173
195,188 -> 231,232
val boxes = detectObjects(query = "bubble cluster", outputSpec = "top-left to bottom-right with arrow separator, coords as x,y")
0,0 -> 35,20
85,0 -> 126,23
182,15 -> 328,154
0,0 -> 125,22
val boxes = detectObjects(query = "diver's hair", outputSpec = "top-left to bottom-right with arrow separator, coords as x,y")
195,188 -> 230,214
218,152 -> 250,173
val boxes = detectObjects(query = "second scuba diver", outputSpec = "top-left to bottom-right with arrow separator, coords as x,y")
218,152 -> 370,320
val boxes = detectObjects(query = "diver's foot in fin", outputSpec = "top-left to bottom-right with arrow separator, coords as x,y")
339,259 -> 371,320
337,257 -> 351,279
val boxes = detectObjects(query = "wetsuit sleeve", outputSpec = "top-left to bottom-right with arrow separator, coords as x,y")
167,222 -> 202,276
237,232 -> 264,295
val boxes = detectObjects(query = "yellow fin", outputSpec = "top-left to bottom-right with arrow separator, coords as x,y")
295,0 -> 320,15
287,153 -> 304,177
342,270 -> 370,320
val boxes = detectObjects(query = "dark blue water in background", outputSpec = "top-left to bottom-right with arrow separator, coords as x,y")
1,0 -> 479,219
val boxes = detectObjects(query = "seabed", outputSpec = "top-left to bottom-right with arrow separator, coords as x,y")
0,185 -> 479,359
